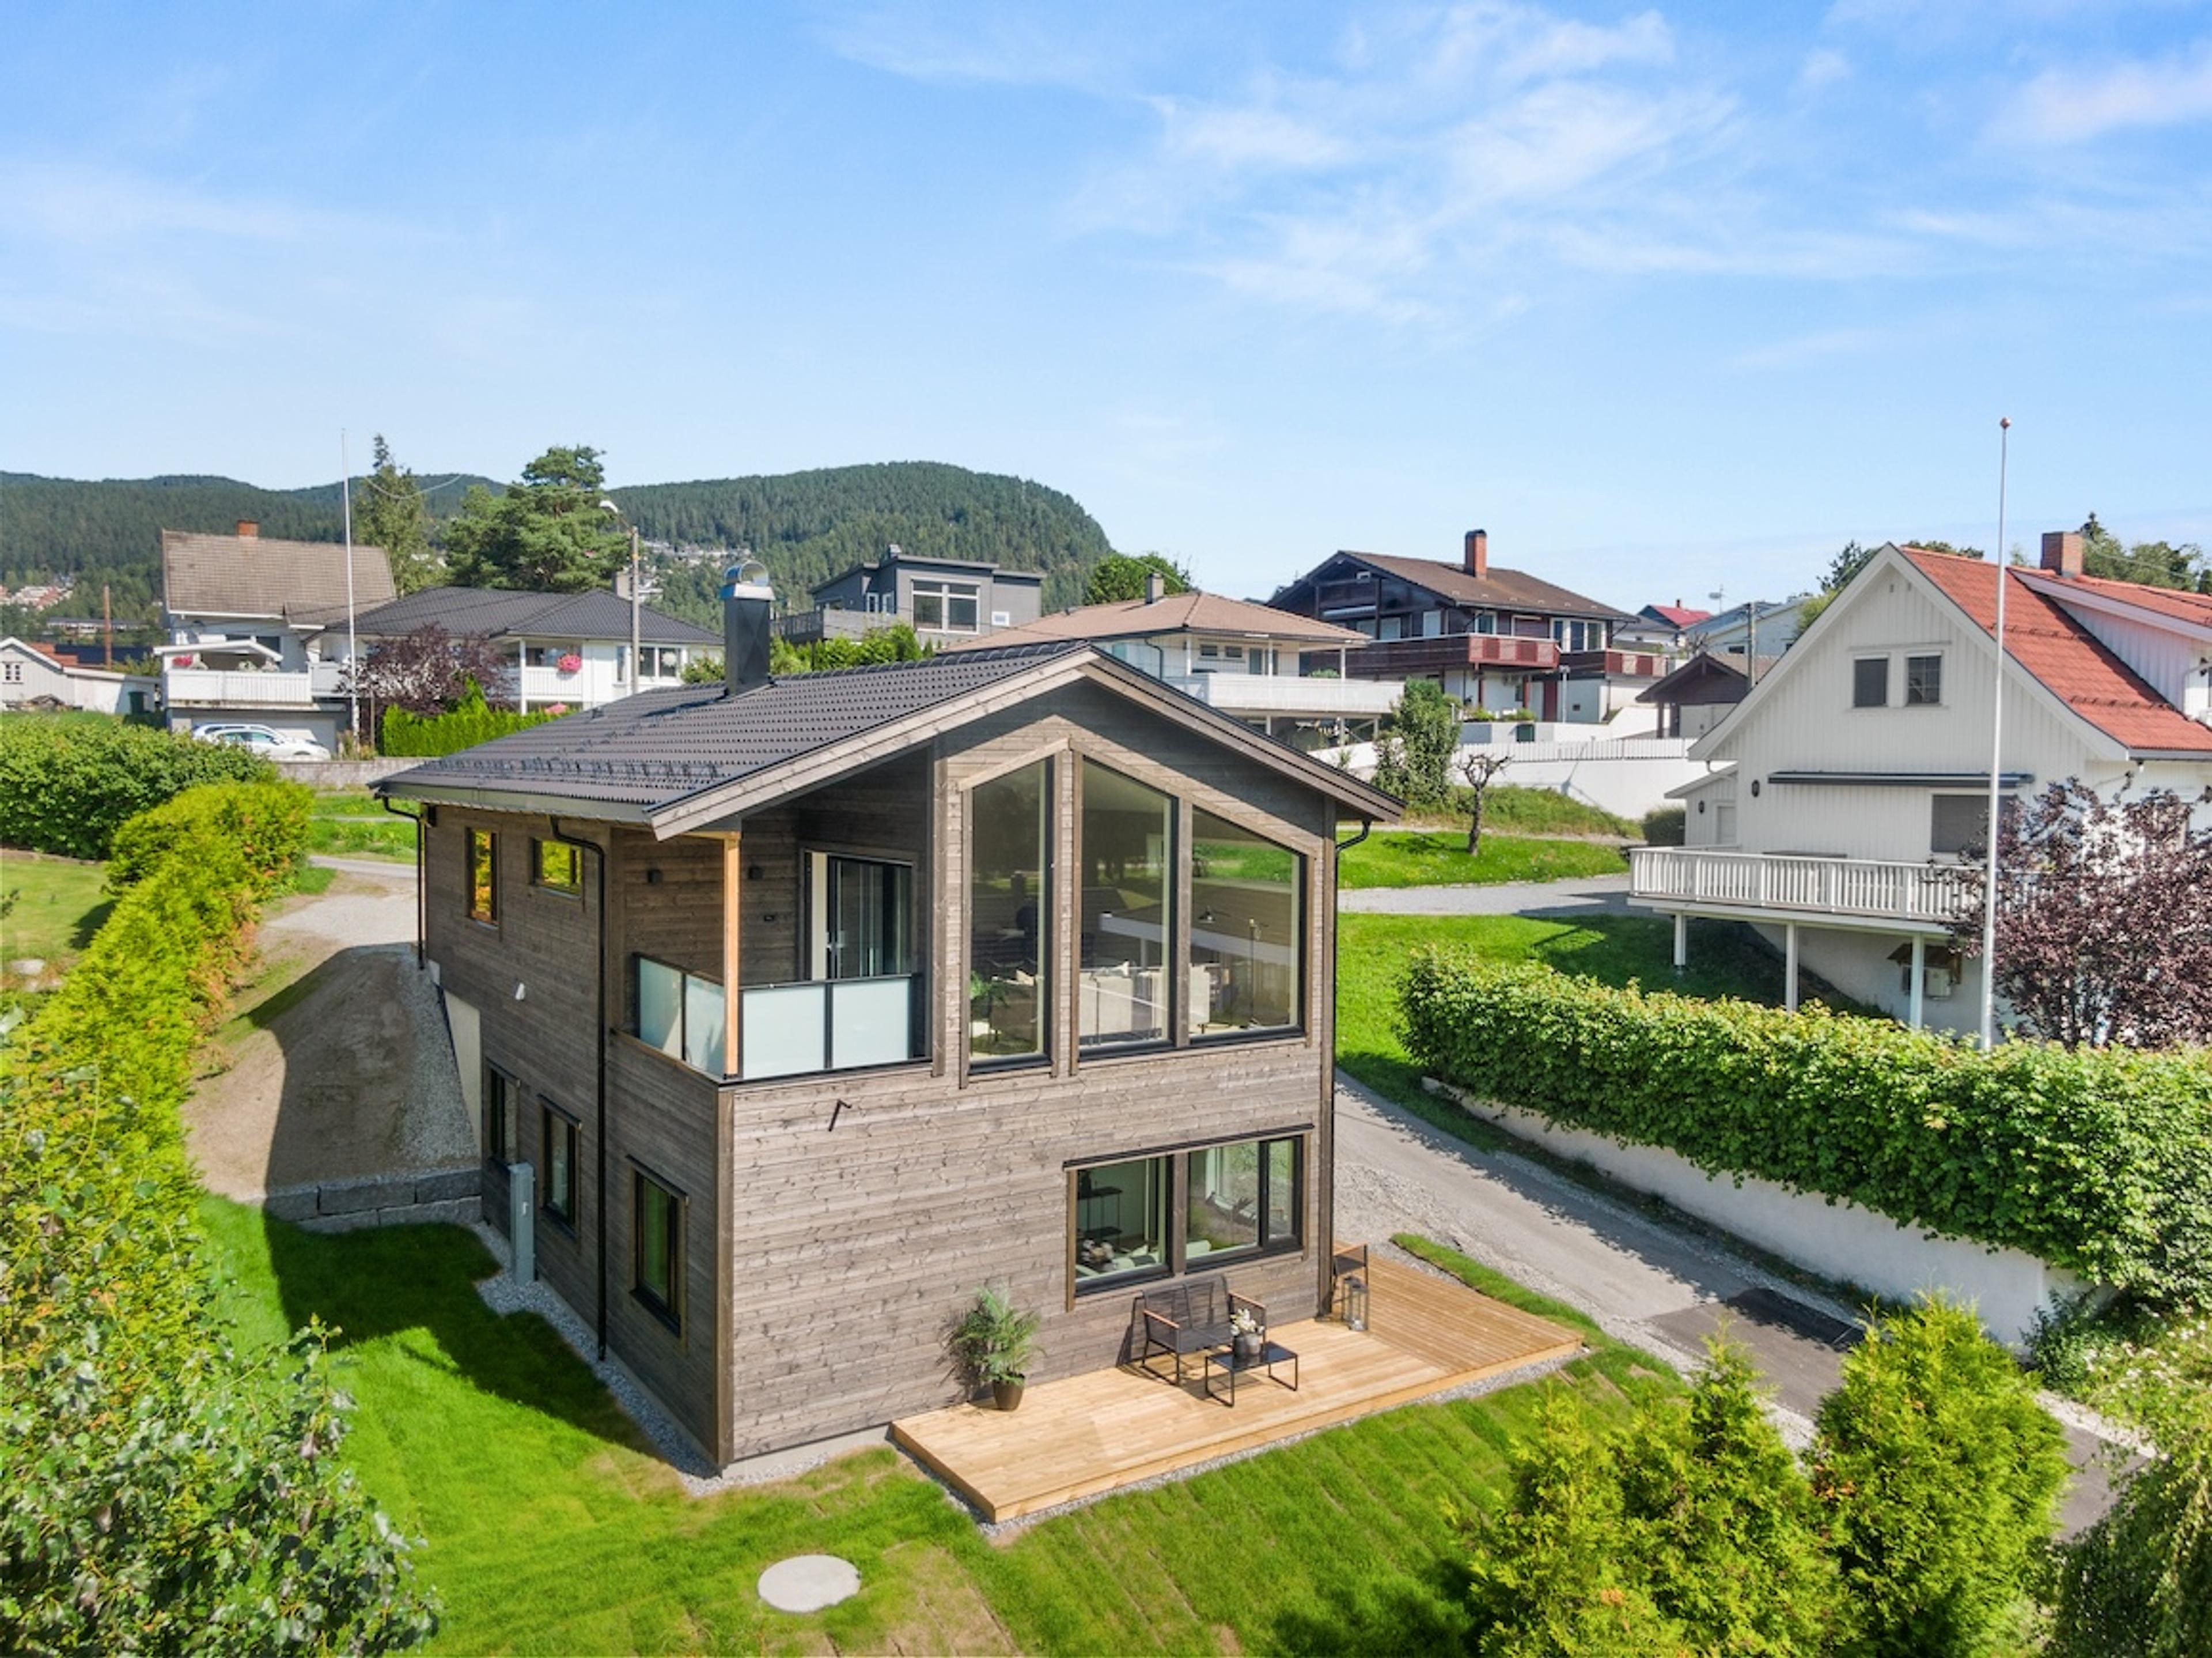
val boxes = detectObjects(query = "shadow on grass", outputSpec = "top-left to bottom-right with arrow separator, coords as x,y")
1267,1550 -> 1472,1656
70,898 -> 116,949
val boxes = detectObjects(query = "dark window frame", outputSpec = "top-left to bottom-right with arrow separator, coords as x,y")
1076,758 -> 1176,1055
1904,653 -> 1944,707
532,837 -> 582,896
540,1101 -> 579,1233
1851,656 -> 1889,709
483,1062 -> 515,1167
1183,1134 -> 1304,1271
467,827 -> 498,924
965,758 -> 1054,1072
1188,807 -> 1308,1044
1069,1133 -> 1309,1299
631,1165 -> 684,1334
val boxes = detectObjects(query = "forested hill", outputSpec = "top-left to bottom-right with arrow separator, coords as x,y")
1,460 -> 1109,624
612,462 -> 1109,623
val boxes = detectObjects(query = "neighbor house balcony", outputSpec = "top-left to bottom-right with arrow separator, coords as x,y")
1628,846 -> 1969,930
1162,673 -> 1403,721
164,667 -> 316,706
1344,634 -> 1561,680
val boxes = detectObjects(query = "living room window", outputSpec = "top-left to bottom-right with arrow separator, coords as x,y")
532,838 -> 581,895
1852,656 -> 1889,709
1185,1137 -> 1301,1265
968,760 -> 1050,1062
1078,760 -> 1171,1050
541,1104 -> 578,1229
467,828 -> 498,923
1073,1155 -> 1171,1289
1905,653 -> 1944,706
911,580 -> 980,633
636,956 -> 727,1076
632,1168 -> 683,1333
1190,809 -> 1303,1039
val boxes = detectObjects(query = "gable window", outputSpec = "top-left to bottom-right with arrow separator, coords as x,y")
636,956 -> 727,1076
1073,1156 -> 1171,1288
968,761 -> 1050,1061
2,663 -> 20,684
1905,654 -> 1943,706
1186,1137 -> 1302,1264
533,839 -> 582,895
541,1104 -> 579,1229
467,828 -> 498,923
632,1169 -> 683,1333
483,1063 -> 516,1165
1190,809 -> 1303,1038
911,580 -> 980,633
1852,656 -> 1889,709
1078,760 -> 1171,1049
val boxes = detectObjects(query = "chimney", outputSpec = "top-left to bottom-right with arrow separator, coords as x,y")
720,559 -> 774,695
2041,530 -> 2085,578
236,519 -> 259,540
1464,528 -> 1488,578
1144,570 -> 1165,603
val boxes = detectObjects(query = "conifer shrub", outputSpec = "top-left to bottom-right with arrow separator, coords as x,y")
380,685 -> 559,757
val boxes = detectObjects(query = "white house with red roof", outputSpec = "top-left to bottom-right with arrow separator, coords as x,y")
1628,534 -> 2212,1033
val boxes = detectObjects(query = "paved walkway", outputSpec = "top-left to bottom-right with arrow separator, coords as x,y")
1332,1070 -> 2127,1535
1339,873 -> 1631,915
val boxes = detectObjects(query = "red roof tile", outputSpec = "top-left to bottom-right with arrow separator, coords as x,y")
1904,548 -> 2212,754
1642,603 -> 1713,627
2037,569 -> 2212,630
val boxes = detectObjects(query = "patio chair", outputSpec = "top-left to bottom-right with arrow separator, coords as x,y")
1135,1282 -> 1266,1386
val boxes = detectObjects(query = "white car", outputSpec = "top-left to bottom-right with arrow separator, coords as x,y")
192,723 -> 333,762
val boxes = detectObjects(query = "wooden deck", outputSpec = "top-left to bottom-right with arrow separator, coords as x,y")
892,1253 -> 1582,1522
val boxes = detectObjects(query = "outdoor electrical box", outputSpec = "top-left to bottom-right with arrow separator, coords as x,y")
509,1161 -> 536,1285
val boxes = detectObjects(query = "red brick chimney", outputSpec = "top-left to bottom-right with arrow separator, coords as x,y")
2040,530 -> 2084,578
1464,528 -> 1488,579
236,519 -> 259,540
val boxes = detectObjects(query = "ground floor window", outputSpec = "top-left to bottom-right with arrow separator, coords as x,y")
1186,1137 -> 1301,1264
1073,1135 -> 1305,1294
542,1104 -> 579,1228
1073,1156 -> 1170,1287
632,1168 -> 683,1331
484,1063 -> 516,1164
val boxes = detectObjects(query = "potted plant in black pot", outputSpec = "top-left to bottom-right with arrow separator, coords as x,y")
952,1285 -> 1041,1411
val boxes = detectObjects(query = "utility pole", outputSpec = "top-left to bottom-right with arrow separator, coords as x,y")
342,430 -> 359,747
629,524 -> 642,692
103,583 -> 112,668
1978,417 -> 2013,1051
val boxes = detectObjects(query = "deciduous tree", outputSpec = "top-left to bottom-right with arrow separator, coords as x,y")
340,625 -> 510,742
1084,551 -> 1190,605
1372,679 -> 1460,808
1459,751 -> 1511,854
444,445 -> 628,593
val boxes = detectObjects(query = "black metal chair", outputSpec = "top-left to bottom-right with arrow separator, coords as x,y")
1135,1282 -> 1265,1386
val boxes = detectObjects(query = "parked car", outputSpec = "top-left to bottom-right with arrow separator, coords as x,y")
191,722 -> 332,762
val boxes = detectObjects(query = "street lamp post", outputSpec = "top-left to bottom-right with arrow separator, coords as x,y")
601,500 -> 646,694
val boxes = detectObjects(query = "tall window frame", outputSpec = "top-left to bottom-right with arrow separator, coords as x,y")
467,827 -> 498,923
632,1167 -> 684,1334
1188,808 -> 1305,1041
483,1062 -> 516,1165
967,759 -> 1052,1066
541,1102 -> 579,1231
1077,759 -> 1173,1051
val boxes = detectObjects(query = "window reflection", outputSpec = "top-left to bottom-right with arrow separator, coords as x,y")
969,762 -> 1048,1059
1079,760 -> 1171,1047
1190,809 -> 1302,1036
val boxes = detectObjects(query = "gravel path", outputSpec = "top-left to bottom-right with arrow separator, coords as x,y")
1338,874 -> 1631,915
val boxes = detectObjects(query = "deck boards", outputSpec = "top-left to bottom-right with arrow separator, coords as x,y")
892,1252 -> 1582,1521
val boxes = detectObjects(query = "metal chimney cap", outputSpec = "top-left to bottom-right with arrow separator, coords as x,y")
721,557 -> 772,599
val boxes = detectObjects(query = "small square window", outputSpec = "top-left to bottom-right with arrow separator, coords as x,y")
542,1106 -> 579,1228
468,828 -> 498,923
1852,657 -> 1889,709
1905,654 -> 1942,706
533,838 -> 581,895
633,1170 -> 683,1331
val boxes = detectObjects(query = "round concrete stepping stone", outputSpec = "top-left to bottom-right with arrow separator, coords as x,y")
757,1554 -> 860,1614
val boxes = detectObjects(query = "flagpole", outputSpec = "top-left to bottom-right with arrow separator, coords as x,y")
1978,417 -> 2011,1050
342,431 -> 358,748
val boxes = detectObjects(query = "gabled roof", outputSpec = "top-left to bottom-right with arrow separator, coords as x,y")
1639,603 -> 1713,628
351,586 -> 719,646
1637,650 -> 1749,705
1283,550 -> 1633,621
378,641 -> 1402,833
1903,548 -> 2212,756
938,590 -> 1368,652
162,529 -> 396,624
2020,567 -> 2212,633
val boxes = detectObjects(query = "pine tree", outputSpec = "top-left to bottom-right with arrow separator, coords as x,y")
353,434 -> 440,595
444,445 -> 630,593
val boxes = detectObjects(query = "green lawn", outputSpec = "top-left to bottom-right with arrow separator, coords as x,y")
1338,830 -> 1627,889
307,786 -> 415,861
0,850 -> 112,967
1403,784 -> 1637,839
199,1199 -> 1671,1655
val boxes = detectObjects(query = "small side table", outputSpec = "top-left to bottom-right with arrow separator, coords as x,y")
1205,1339 -> 1299,1406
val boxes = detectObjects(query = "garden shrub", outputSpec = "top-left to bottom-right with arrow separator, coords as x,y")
0,783 -> 434,1651
1641,804 -> 1685,846
1811,1299 -> 2067,1657
380,685 -> 559,756
2051,1404 -> 2212,1658
0,714 -> 275,858
1399,954 -> 2212,1299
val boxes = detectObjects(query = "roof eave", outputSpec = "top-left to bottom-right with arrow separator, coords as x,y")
376,774 -> 657,824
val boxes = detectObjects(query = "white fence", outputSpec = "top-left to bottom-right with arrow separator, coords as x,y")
1630,847 -> 1969,923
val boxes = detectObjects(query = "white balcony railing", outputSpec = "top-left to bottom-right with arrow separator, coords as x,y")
1163,674 -> 1403,717
164,668 -> 315,705
1628,846 -> 1971,925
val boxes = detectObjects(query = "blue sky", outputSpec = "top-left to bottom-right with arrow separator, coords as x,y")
5,2 -> 2209,607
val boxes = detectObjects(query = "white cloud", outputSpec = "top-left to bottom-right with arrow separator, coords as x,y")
1995,44 -> 2212,145
1798,48 -> 1851,89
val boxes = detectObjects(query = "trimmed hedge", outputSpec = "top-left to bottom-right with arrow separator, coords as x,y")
0,714 -> 276,858
0,782 -> 434,1650
381,692 -> 559,758
1400,953 -> 2212,1301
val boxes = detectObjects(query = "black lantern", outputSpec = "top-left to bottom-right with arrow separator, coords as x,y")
1339,1273 -> 1368,1333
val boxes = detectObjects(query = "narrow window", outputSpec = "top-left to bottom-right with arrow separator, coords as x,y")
533,838 -> 581,894
468,828 -> 498,923
632,1169 -> 683,1331
1190,809 -> 1303,1038
1905,654 -> 1943,706
541,1105 -> 578,1228
1852,656 -> 1889,709
483,1064 -> 514,1165
1073,1155 -> 1171,1290
1185,1136 -> 1302,1263
1078,760 -> 1172,1049
968,760 -> 1049,1062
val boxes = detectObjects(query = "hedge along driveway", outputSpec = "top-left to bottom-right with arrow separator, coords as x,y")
1399,955 -> 2212,1303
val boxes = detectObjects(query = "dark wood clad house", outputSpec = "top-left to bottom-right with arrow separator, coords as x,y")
381,569 -> 1399,1467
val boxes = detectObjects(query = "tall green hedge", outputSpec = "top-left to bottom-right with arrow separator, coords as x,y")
380,692 -> 559,757
1400,954 -> 2212,1301
0,781 -> 434,1651
0,714 -> 276,858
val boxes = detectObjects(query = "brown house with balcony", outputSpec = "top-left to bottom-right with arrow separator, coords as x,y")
380,566 -> 1398,1468
1266,529 -> 1658,722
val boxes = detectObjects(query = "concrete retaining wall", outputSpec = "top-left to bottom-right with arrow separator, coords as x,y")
262,1165 -> 481,1233
282,758 -> 418,788
1426,1079 -> 2084,1346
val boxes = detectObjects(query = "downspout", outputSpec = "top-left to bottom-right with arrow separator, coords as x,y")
381,797 -> 426,970
548,817 -> 610,1359
1327,815 -> 1372,1310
